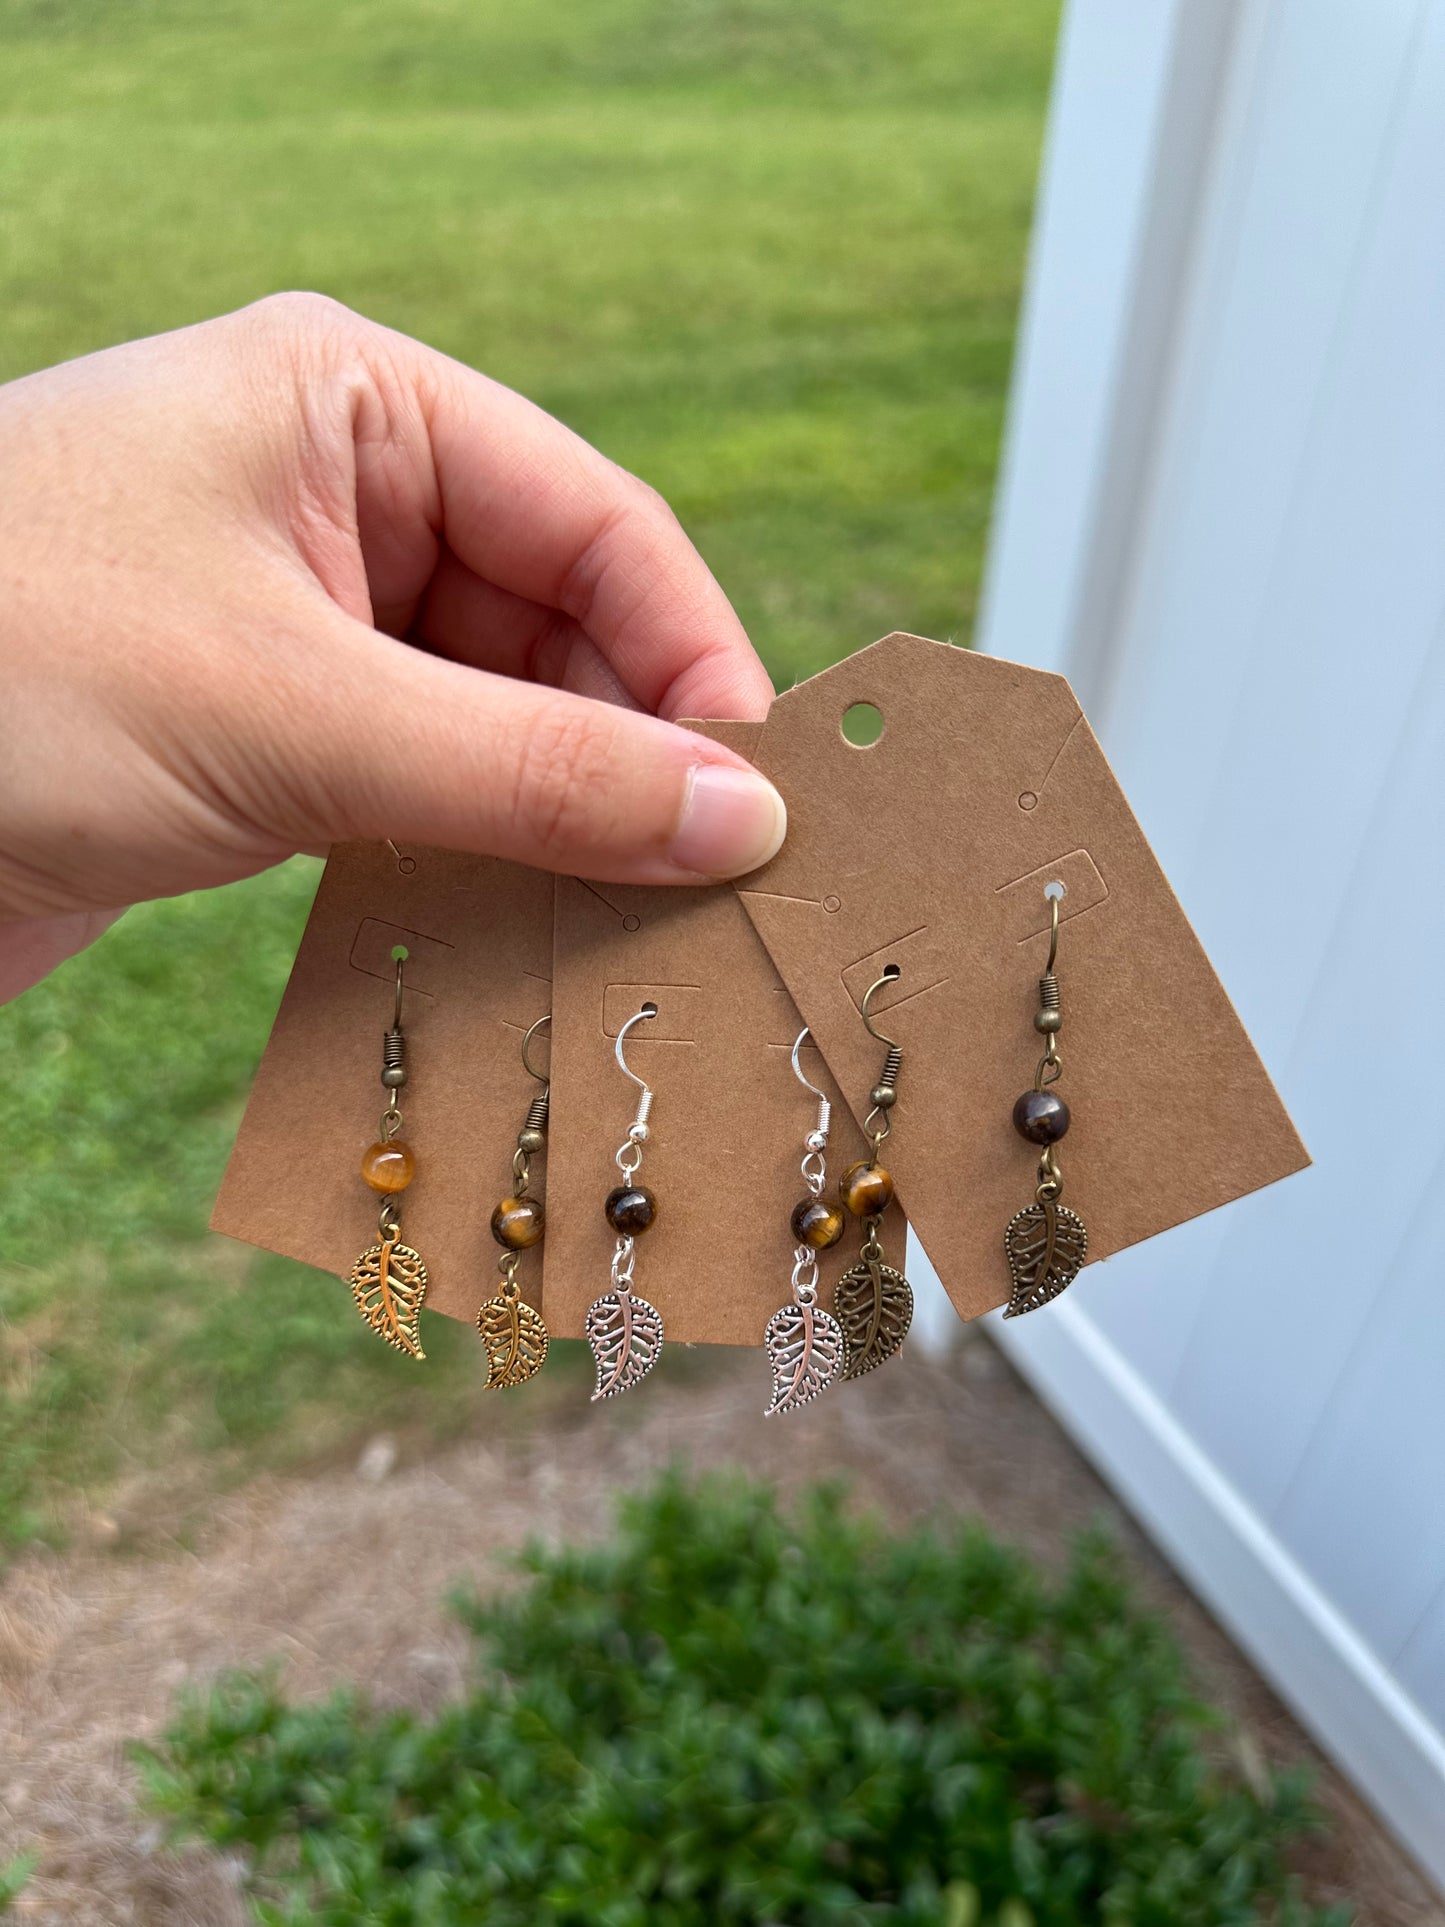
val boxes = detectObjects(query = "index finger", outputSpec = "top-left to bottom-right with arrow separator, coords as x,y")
371,323 -> 776,723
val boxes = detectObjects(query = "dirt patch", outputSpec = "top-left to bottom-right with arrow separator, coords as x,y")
1,1334 -> 1438,1924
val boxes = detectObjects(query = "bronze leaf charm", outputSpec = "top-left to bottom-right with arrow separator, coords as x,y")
834,1259 -> 913,1381
349,1238 -> 428,1359
1002,1199 -> 1088,1318
477,1290 -> 549,1389
763,1300 -> 844,1417
585,1285 -> 664,1400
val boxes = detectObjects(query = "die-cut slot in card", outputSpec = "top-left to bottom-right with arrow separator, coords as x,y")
544,720 -> 906,1348
736,632 -> 1309,1323
211,842 -> 554,1327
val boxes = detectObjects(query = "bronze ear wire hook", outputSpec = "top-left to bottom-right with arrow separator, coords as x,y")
860,964 -> 903,1150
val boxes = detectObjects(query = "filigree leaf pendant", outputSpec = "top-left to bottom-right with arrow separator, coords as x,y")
763,1300 -> 845,1416
349,1237 -> 428,1359
1002,1198 -> 1088,1317
585,1284 -> 663,1400
477,1288 -> 549,1389
834,1259 -> 913,1381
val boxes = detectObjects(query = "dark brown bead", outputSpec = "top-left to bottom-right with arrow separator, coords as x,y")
839,1160 -> 894,1217
791,1196 -> 845,1250
605,1184 -> 657,1235
1012,1088 -> 1070,1144
491,1195 -> 544,1249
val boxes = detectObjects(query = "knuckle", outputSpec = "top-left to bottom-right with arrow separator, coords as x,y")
243,289 -> 360,346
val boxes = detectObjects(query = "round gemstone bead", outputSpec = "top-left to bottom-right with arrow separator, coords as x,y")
839,1160 -> 893,1217
1012,1088 -> 1070,1144
791,1196 -> 845,1250
360,1139 -> 415,1193
491,1195 -> 545,1249
605,1184 -> 657,1235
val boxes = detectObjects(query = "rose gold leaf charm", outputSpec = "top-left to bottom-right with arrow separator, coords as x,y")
1002,1199 -> 1088,1318
834,1260 -> 913,1381
477,1290 -> 549,1389
763,1300 -> 845,1417
349,1238 -> 428,1359
585,1285 -> 664,1400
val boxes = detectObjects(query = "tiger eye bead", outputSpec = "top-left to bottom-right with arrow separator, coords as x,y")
360,1139 -> 415,1193
605,1184 -> 657,1235
839,1160 -> 894,1217
1013,1088 -> 1070,1144
791,1197 -> 845,1250
491,1195 -> 545,1250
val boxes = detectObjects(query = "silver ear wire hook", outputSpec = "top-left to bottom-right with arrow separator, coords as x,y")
521,1012 -> 551,1085
790,1025 -> 831,1146
615,1002 -> 658,1155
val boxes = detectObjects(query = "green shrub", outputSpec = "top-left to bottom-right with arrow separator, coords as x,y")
138,1474 -> 1349,1927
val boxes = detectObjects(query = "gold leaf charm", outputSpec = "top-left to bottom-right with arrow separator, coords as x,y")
349,1238 -> 428,1359
763,1300 -> 844,1417
834,1260 -> 913,1381
477,1288 -> 549,1389
1002,1199 -> 1088,1318
585,1285 -> 663,1400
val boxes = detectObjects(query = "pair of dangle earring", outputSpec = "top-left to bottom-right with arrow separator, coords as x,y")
478,1013 -> 552,1386
586,1003 -> 666,1400
763,971 -> 915,1416
1003,890 -> 1089,1315
350,951 -> 430,1359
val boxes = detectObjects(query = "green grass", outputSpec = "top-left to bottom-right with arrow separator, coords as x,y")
0,0 -> 1060,1550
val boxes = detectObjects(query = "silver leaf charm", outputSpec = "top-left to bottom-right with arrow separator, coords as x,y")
762,1300 -> 845,1416
585,1284 -> 664,1399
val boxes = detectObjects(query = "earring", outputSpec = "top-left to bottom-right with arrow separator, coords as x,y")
1003,890 -> 1089,1316
832,969 -> 914,1379
585,1003 -> 665,1400
762,1028 -> 847,1415
477,1014 -> 552,1388
350,950 -> 429,1359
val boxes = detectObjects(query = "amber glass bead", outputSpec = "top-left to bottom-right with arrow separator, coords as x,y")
1013,1089 -> 1070,1144
839,1160 -> 893,1216
605,1184 -> 657,1235
491,1195 -> 545,1250
360,1139 -> 415,1193
791,1197 -> 845,1250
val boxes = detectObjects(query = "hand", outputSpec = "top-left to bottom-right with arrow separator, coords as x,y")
0,293 -> 784,999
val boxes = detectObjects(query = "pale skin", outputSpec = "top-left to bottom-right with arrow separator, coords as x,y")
0,293 -> 786,1003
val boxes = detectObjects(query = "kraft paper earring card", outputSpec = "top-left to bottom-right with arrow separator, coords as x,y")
542,721 -> 905,1348
734,632 -> 1309,1323
212,842 -> 554,1328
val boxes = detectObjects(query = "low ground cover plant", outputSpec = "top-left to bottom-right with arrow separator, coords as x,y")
138,1474 -> 1349,1926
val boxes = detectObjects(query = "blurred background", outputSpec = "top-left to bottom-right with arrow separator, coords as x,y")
1,0 -> 1441,1921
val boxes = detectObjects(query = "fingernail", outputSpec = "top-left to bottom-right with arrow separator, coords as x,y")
671,764 -> 787,877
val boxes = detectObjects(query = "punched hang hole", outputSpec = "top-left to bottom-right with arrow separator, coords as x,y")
641,1001 -> 659,1018
840,701 -> 884,747
391,944 -> 410,961
1043,881 -> 1066,901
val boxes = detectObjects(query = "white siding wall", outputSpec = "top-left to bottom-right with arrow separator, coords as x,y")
972,0 -> 1445,1883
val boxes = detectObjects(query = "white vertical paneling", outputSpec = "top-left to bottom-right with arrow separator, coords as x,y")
979,0 -> 1445,1884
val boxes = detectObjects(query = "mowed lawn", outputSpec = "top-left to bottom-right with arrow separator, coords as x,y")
0,0 -> 1059,1551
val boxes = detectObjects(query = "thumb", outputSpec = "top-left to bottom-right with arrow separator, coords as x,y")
257,617 -> 787,885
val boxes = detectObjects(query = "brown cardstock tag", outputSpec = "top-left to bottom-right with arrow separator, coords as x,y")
543,720 -> 906,1347
736,633 -> 1310,1321
210,842 -> 554,1327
